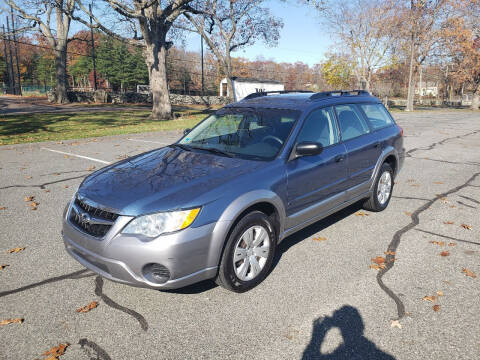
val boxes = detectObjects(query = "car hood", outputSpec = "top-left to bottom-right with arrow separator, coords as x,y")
78,147 -> 262,216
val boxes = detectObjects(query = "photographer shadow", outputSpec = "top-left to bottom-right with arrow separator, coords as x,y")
302,306 -> 396,360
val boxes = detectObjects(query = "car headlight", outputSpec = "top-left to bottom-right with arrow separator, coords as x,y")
121,208 -> 200,237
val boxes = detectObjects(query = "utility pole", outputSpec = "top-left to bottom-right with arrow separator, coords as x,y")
10,7 -> 22,96
201,35 -> 204,96
5,17 -> 16,95
89,3 -> 97,90
2,25 -> 12,94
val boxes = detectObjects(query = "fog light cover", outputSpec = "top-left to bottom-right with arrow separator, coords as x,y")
142,263 -> 170,284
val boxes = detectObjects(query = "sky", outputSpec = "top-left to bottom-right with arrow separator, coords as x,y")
181,1 -> 332,66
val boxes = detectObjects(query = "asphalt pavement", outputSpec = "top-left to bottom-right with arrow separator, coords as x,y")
0,110 -> 479,360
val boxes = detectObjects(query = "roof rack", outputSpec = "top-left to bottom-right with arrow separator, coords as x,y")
309,90 -> 370,101
242,90 -> 313,101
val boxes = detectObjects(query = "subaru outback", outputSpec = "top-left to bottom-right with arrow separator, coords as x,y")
62,90 -> 405,292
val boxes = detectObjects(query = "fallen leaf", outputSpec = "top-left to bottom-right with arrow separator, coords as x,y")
433,305 -> 440,312
462,268 -> 477,278
44,189 -> 51,193
0,264 -> 9,270
460,224 -> 472,230
370,264 -> 385,270
390,320 -> 402,329
24,196 -> 35,202
372,256 -> 386,265
385,250 -> 396,256
87,165 -> 96,171
26,176 -> 32,179
6,247 -> 25,254
429,240 -> 445,246
448,242 -> 456,247
76,301 -> 99,313
64,185 -> 69,189
423,295 -> 436,302
410,184 -> 420,187
312,236 -> 327,242
443,221 -> 454,225
355,211 -> 370,216
404,211 -> 411,216
42,343 -> 70,359
30,201 -> 39,210
0,318 -> 24,326
440,251 -> 450,257
436,291 -> 444,297
433,181 -> 444,184
64,155 -> 69,159
0,206 -> 6,210
450,205 -> 456,208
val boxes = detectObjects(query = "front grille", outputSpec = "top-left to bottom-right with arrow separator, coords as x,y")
69,198 -> 118,238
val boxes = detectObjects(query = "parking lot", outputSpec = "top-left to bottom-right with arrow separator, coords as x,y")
0,109 -> 479,360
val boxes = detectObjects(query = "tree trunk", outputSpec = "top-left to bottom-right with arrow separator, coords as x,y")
405,36 -> 416,112
225,54 -> 234,101
54,46 -> 69,103
145,44 -> 171,120
471,92 -> 479,110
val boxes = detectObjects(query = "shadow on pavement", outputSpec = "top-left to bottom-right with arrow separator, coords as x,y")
302,305 -> 396,360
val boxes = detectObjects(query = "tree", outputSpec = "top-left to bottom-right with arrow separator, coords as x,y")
184,0 -> 283,100
71,0 -> 198,120
402,0 -> 446,111
442,0 -> 480,110
320,53 -> 353,89
6,0 -> 76,103
312,0 -> 399,91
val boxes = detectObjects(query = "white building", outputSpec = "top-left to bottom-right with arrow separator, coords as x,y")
219,77 -> 284,101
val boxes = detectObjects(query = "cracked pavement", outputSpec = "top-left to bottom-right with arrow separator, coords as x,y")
0,110 -> 479,359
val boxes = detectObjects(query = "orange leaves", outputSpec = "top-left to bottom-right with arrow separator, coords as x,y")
0,318 -> 24,326
0,206 -> 6,210
433,181 -> 444,184
433,305 -> 441,312
462,268 -> 477,278
87,165 -> 96,171
42,343 -> 70,359
439,251 -> 450,257
423,295 -> 436,302
436,291 -> 444,297
24,196 -> 35,202
384,250 -> 396,256
460,224 -> 472,230
25,195 -> 39,210
443,221 -> 454,225
355,211 -> 370,217
448,242 -> 456,247
404,211 -> 411,216
369,256 -> 393,270
6,247 -> 25,254
76,301 -> 99,313
312,236 -> 327,242
0,264 -> 9,270
429,240 -> 445,246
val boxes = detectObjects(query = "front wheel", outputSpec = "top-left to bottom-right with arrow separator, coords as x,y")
216,211 -> 276,292
363,163 -> 394,212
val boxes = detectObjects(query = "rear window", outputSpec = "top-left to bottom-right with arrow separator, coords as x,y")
360,104 -> 393,130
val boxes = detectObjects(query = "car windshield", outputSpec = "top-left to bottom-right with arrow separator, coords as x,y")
178,108 -> 300,160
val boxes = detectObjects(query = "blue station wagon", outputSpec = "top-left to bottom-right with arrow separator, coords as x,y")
63,90 -> 405,292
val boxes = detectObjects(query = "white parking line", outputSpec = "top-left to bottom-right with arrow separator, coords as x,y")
41,147 -> 111,165
127,138 -> 170,145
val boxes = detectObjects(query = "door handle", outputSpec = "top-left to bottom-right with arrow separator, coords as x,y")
335,155 -> 345,163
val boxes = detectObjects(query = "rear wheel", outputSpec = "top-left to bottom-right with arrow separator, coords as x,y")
363,163 -> 394,212
216,211 -> 276,292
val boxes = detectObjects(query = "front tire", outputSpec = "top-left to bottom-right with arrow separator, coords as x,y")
363,163 -> 394,212
216,211 -> 276,292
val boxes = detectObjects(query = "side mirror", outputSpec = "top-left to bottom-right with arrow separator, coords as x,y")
183,128 -> 191,135
295,141 -> 323,157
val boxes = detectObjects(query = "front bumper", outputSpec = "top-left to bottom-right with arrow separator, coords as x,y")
62,203 -> 230,290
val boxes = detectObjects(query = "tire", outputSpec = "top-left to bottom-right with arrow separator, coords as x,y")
216,211 -> 276,292
363,163 -> 394,212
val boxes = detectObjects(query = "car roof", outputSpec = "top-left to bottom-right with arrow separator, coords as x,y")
225,91 -> 382,111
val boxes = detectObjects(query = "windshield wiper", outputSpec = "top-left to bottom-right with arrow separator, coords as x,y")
191,146 -> 236,158
169,143 -> 191,151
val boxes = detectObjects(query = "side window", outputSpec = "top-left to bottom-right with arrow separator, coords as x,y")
360,104 -> 393,130
296,107 -> 339,147
335,104 -> 370,141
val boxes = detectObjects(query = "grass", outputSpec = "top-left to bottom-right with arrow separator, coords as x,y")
0,106 -> 214,145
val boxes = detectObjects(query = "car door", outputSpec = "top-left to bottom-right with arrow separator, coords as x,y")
285,106 -> 348,228
334,104 -> 381,197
